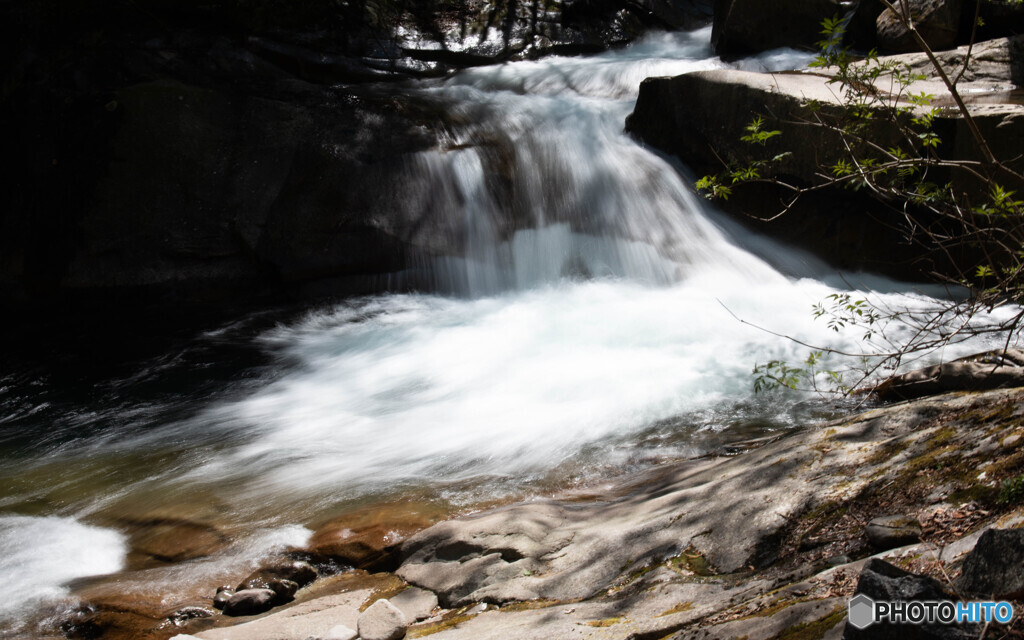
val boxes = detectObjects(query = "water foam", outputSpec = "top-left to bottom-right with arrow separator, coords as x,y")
0,515 -> 126,631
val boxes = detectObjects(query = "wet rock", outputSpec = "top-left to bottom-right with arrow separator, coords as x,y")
846,559 -> 975,639
306,507 -> 439,572
267,578 -> 299,605
123,518 -> 229,564
169,605 -> 216,625
238,559 -> 318,592
222,588 -> 277,617
212,586 -> 233,610
876,0 -> 962,53
389,587 -> 438,622
866,514 -> 922,550
956,528 -> 1024,598
61,608 -> 166,640
357,599 -> 408,640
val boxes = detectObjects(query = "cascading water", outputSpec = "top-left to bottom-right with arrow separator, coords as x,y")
0,27 -> 1016,636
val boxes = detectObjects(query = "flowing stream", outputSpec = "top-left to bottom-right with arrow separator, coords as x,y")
0,27 -> 1015,636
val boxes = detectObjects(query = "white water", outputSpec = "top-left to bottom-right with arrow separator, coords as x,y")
0,516 -> 126,633
0,28 -> 1017,634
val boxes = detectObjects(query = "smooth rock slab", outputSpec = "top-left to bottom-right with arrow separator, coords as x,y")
957,528 -> 1024,598
311,625 -> 358,640
358,599 -> 408,640
195,589 -> 367,640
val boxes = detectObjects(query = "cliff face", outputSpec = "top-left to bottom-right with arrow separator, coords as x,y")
0,0 -> 714,312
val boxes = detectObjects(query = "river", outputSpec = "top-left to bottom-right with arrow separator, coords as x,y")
0,26 -> 1011,637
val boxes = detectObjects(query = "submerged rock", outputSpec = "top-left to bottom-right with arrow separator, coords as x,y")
306,508 -> 438,572
122,518 -> 229,564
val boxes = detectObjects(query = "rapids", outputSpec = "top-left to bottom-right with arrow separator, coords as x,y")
0,27 -> 1014,636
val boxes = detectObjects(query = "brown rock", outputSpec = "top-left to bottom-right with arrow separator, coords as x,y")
237,559 -> 318,592
124,518 -> 229,564
306,505 -> 440,572
222,588 -> 277,617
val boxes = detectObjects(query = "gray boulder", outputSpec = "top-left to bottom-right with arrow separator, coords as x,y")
956,528 -> 1024,598
357,599 -> 408,640
845,559 -> 976,639
389,587 -> 438,622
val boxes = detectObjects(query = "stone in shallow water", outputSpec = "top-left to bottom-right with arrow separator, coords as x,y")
306,505 -> 439,572
212,586 -> 233,610
237,559 -> 317,591
357,599 -> 408,640
222,588 -> 277,617
865,514 -> 922,550
957,528 -> 1024,598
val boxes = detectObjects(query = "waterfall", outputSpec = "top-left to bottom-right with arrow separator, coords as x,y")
0,28 -> 1015,636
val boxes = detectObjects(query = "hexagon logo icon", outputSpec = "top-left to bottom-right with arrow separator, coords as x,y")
848,593 -> 875,630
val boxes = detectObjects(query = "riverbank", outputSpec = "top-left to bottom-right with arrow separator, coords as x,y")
58,359 -> 1024,639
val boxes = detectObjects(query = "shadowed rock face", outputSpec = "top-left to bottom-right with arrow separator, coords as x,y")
1,0 -> 714,313
711,0 -> 844,56
957,528 -> 1024,599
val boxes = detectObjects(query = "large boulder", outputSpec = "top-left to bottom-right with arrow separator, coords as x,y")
625,42 -> 1024,278
956,528 -> 1024,598
711,0 -> 845,56
847,0 -> 1024,52
845,559 -> 976,639
876,0 -> 963,53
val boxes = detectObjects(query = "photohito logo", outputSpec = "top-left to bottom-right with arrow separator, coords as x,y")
848,594 -> 1015,629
